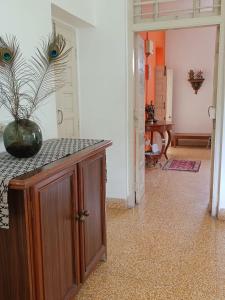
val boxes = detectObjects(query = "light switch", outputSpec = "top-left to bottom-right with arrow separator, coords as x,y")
208,106 -> 216,120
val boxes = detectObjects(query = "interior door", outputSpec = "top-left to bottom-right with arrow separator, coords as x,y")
54,21 -> 80,138
166,69 -> 173,122
155,66 -> 167,121
209,26 -> 219,214
134,34 -> 145,204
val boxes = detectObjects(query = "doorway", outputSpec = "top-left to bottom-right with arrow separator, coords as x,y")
133,25 -> 219,211
54,20 -> 80,138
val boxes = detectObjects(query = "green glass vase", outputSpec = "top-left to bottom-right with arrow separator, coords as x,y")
3,119 -> 43,158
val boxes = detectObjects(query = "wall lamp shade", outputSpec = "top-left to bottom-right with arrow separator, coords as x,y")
145,40 -> 154,57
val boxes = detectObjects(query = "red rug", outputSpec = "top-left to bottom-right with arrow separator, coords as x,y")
162,160 -> 201,172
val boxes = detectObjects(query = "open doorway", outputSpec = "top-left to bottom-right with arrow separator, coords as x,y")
134,26 -> 218,209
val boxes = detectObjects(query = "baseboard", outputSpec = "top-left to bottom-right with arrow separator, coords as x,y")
106,198 -> 128,209
218,209 -> 225,221
106,194 -> 136,209
126,193 -> 136,208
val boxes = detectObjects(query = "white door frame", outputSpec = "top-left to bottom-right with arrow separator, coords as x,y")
127,0 -> 225,216
134,34 -> 146,204
166,69 -> 173,123
52,17 -> 80,138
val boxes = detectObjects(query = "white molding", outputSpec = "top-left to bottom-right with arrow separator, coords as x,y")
211,0 -> 225,216
125,0 -> 130,210
133,0 -> 222,24
211,23 -> 225,216
127,3 -> 225,215
134,0 -> 175,5
127,0 -> 136,208
133,15 -> 222,32
127,191 -> 136,208
134,7 -> 221,18
217,0 -> 225,215
51,3 -> 95,28
209,26 -> 220,215
52,16 -> 77,31
53,19 -> 81,139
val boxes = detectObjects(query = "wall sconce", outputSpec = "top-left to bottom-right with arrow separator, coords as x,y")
144,33 -> 153,82
145,40 -> 154,57
145,32 -> 154,58
188,70 -> 205,94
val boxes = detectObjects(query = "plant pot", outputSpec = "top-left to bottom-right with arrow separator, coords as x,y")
3,119 -> 43,158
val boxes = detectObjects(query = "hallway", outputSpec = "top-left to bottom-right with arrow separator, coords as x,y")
77,148 -> 225,300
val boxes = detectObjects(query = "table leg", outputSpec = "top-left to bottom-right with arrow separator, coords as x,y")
164,130 -> 172,160
159,131 -> 166,160
150,132 -> 154,144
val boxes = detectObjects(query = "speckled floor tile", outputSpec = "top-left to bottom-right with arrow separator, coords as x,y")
76,147 -> 225,300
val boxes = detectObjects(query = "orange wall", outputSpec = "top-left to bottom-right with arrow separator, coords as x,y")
139,31 -> 165,105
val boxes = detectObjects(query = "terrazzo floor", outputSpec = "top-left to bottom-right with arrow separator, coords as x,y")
76,147 -> 225,300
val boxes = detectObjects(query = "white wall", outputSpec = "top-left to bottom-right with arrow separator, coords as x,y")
77,0 -> 128,199
166,26 -> 217,134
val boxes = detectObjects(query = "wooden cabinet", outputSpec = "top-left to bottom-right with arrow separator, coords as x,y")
0,141 -> 111,300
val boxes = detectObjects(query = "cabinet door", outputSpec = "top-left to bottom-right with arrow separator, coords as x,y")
31,169 -> 80,300
78,152 -> 107,282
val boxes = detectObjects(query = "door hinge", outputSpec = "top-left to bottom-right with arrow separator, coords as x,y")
105,168 -> 108,183
135,191 -> 137,204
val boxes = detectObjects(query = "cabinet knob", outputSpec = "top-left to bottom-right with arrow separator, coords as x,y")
79,215 -> 86,222
83,210 -> 90,217
75,214 -> 81,221
76,210 -> 90,222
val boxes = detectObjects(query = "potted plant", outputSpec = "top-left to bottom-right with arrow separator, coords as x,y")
0,29 -> 71,158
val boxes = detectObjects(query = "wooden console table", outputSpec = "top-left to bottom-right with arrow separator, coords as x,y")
145,121 -> 174,161
0,140 -> 112,300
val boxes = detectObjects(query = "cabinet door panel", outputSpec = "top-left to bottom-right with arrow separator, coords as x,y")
79,153 -> 106,281
0,190 -> 32,300
33,171 -> 80,300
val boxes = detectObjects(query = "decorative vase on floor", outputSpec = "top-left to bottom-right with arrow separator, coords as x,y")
3,119 -> 42,158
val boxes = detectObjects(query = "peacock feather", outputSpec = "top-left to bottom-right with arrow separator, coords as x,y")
0,28 -> 72,120
0,36 -> 15,65
0,36 -> 31,120
0,48 -> 13,63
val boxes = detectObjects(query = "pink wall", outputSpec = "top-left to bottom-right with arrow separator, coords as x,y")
139,31 -> 165,105
166,26 -> 217,134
